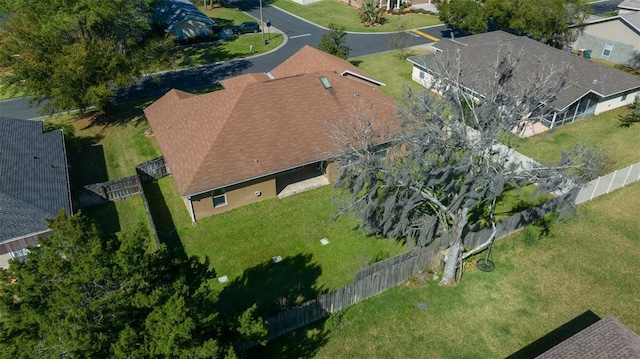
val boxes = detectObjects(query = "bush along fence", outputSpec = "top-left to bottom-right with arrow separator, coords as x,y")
264,191 -> 575,341
72,157 -> 170,249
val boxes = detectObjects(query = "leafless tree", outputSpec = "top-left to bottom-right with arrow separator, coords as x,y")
331,43 -> 603,286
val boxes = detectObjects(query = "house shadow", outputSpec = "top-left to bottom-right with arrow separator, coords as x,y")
142,179 -> 187,259
66,136 -> 108,188
505,310 -> 601,358
217,253 -> 324,319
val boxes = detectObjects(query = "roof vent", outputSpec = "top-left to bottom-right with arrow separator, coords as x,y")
354,92 -> 359,97
320,76 -> 332,89
592,79 -> 598,84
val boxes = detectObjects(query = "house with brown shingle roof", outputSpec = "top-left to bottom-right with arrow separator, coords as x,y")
408,31 -> 640,133
144,46 -> 398,221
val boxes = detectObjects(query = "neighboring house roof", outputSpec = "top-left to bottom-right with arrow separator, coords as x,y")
619,0 -> 640,11
153,0 -> 216,32
144,45 -> 398,197
578,12 -> 640,33
408,31 -> 640,112
0,118 -> 72,242
536,316 -> 640,358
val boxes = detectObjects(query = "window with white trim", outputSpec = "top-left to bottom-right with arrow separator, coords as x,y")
419,70 -> 425,80
602,42 -> 614,57
10,247 -> 30,261
213,189 -> 227,208
621,94 -> 627,101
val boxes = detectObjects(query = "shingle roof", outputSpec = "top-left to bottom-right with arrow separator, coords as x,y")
536,316 -> 640,358
153,0 -> 217,32
408,31 -> 640,111
0,118 -> 72,242
144,45 -> 398,197
619,0 -> 640,11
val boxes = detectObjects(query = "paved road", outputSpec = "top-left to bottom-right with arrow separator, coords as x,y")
1,1 -> 450,118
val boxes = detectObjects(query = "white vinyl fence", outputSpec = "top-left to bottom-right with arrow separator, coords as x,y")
575,163 -> 640,204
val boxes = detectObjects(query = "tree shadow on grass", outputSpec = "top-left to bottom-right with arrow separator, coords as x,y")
66,137 -> 108,188
80,201 -> 121,234
142,179 -> 187,260
247,319 -> 329,359
506,310 -> 601,358
217,253 -> 324,319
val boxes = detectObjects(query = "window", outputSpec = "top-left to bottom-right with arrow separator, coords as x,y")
375,147 -> 389,160
419,71 -> 425,80
10,248 -> 30,261
212,189 -> 227,208
602,42 -> 614,57
621,94 -> 628,101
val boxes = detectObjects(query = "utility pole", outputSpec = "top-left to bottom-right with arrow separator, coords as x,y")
259,0 -> 265,44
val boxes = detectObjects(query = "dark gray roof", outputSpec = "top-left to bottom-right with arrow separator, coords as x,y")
153,0 -> 217,32
0,117 -> 71,242
536,316 -> 640,358
408,31 -> 640,111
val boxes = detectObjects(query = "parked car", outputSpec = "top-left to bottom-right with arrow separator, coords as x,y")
232,22 -> 261,34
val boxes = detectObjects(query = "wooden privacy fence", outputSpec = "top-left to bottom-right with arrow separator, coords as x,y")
73,176 -> 141,208
265,191 -> 575,341
73,157 -> 170,209
575,162 -> 640,205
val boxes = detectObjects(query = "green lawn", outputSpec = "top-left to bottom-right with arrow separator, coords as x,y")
48,99 -> 162,187
270,0 -> 441,32
515,106 -> 640,170
254,181 -> 640,358
351,49 -> 429,99
145,177 -> 406,316
81,195 -> 157,252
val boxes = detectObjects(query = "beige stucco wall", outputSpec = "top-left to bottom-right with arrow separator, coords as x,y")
594,90 -> 640,115
186,176 -> 277,219
576,20 -> 640,53
171,19 -> 214,40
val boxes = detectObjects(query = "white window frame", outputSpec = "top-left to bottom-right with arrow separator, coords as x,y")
10,247 -> 30,261
213,189 -> 227,208
602,42 -> 614,57
419,70 -> 425,80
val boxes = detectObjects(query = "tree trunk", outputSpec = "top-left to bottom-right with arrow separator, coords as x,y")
439,237 -> 461,286
439,208 -> 468,286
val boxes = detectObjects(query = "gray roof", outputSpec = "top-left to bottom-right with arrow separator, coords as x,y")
153,0 -> 217,32
581,12 -> 640,33
408,31 -> 640,111
536,316 -> 640,358
0,117 -> 72,242
619,0 -> 640,11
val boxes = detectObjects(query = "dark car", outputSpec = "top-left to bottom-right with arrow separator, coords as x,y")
232,21 -> 261,34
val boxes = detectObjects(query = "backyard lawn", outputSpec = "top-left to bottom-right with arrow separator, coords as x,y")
144,177 -> 407,316
515,106 -> 640,170
254,181 -> 640,358
270,0 -> 441,32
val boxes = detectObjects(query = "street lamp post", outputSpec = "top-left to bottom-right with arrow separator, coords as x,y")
259,0 -> 265,44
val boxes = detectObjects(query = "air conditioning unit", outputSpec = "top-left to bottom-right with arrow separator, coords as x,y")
254,191 -> 261,197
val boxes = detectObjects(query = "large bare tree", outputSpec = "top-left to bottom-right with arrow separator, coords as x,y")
331,44 -> 602,286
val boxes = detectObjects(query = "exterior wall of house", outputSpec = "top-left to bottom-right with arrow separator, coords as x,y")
171,20 -> 215,41
594,89 -> 640,115
291,0 -> 321,4
186,176 -> 277,219
573,20 -> 640,67
412,66 -> 436,89
0,231 -> 49,269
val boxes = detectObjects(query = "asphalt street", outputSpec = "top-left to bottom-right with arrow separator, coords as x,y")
1,0 -> 453,118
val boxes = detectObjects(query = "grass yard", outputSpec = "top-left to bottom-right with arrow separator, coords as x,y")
145,177 -> 407,316
270,0 -> 441,32
254,181 -> 640,358
46,99 -> 161,187
81,195 -> 157,252
515,106 -> 640,170
351,50 -> 429,99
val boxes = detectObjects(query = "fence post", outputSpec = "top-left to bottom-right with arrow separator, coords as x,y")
606,170 -> 617,194
590,177 -> 600,201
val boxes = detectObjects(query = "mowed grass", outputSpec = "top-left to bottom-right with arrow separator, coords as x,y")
149,177 -> 406,314
515,106 -> 640,169
256,181 -> 640,358
351,50 -> 427,99
270,0 -> 441,32
48,99 -> 161,187
81,195 -> 157,252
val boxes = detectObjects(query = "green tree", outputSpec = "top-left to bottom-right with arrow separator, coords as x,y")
0,211 -> 265,357
318,24 -> 350,60
618,96 -> 640,127
359,0 -> 384,27
0,0 -> 171,114
436,0 -> 590,47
